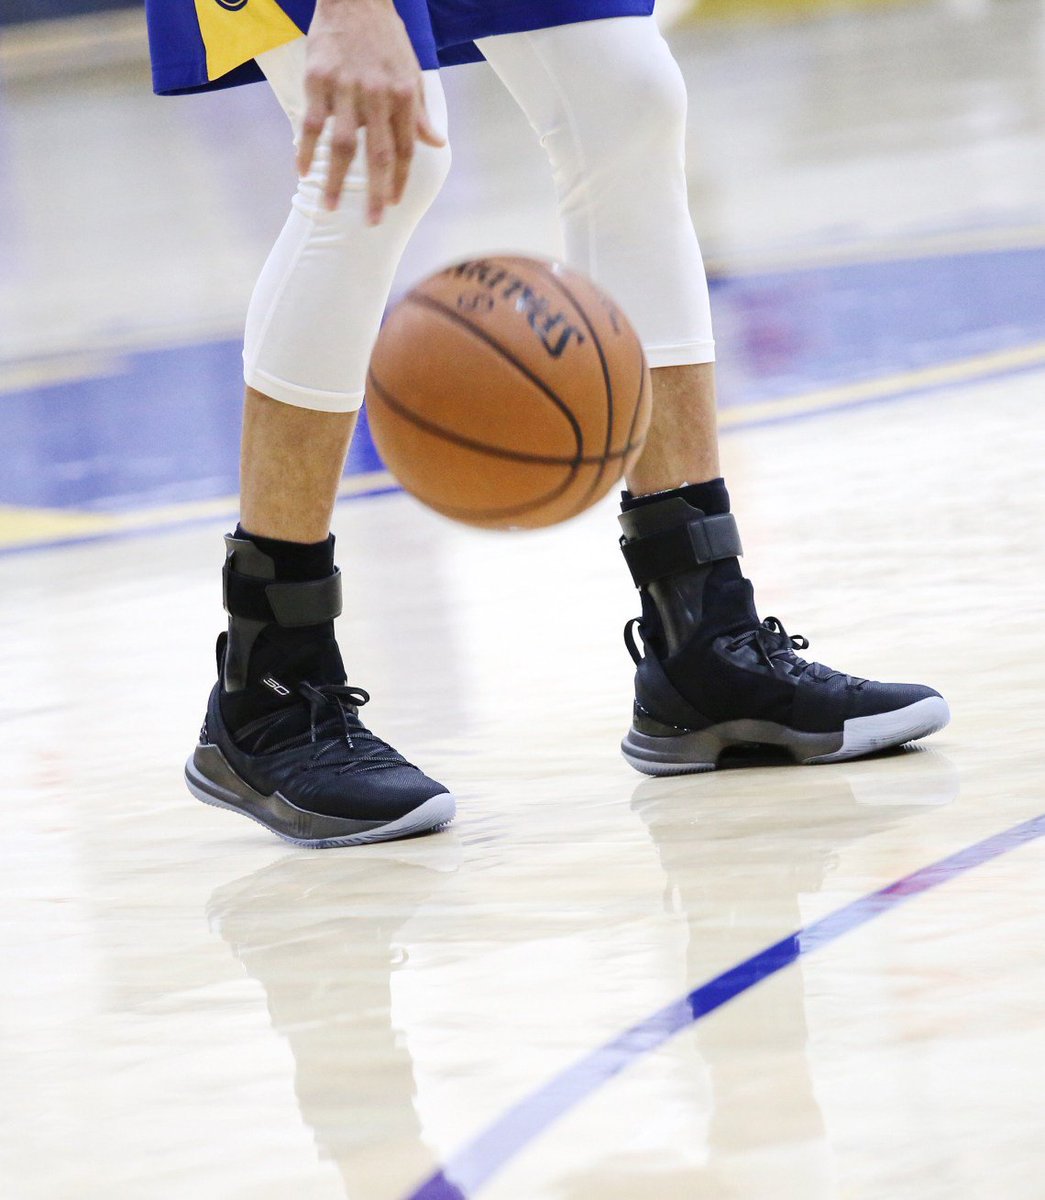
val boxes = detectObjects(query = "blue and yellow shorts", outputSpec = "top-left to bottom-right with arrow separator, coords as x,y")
146,0 -> 656,95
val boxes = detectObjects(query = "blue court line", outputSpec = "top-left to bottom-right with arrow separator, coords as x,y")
1,345 -> 1039,561
5,245 -> 1045,518
405,811 -> 1045,1200
0,480 -> 401,561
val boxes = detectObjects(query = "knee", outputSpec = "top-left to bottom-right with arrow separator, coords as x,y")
607,42 -> 688,162
552,36 -> 689,196
400,135 -> 453,214
294,134 -> 452,229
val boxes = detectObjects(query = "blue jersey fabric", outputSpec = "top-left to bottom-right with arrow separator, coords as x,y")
147,0 -> 655,95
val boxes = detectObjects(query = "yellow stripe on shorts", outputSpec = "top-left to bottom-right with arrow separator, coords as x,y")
193,0 -> 302,84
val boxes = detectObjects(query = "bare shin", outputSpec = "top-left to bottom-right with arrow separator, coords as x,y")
625,362 -> 720,496
239,387 -> 358,542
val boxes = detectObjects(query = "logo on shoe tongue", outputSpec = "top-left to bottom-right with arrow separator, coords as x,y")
262,676 -> 291,697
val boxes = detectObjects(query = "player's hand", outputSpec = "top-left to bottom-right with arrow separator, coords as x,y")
297,0 -> 445,223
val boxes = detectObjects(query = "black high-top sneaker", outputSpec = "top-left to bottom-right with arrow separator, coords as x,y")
618,486 -> 950,775
184,534 -> 455,847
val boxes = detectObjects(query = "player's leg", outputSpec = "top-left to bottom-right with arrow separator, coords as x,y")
478,18 -> 718,484
626,362 -> 720,494
240,393 -> 356,543
185,38 -> 456,846
479,17 -> 949,770
240,36 -> 449,533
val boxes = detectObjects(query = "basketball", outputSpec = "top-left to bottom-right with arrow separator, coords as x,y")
365,256 -> 653,530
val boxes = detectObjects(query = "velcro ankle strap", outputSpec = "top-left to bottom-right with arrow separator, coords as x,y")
621,513 -> 742,587
223,566 -> 343,626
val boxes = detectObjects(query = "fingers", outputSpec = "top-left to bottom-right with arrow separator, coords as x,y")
296,70 -> 332,181
390,85 -> 417,205
297,65 -> 361,212
361,85 -> 394,224
366,81 -> 442,220
324,88 -> 361,213
297,73 -> 444,221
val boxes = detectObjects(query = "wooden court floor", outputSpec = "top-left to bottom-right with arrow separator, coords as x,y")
2,2 -> 1044,1197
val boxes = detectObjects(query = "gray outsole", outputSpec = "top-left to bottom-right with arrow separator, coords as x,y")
622,696 -> 951,776
185,747 -> 456,848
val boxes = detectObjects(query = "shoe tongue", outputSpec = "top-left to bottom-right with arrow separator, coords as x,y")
702,575 -> 761,638
313,696 -> 365,731
249,629 -> 347,692
232,685 -> 365,754
221,631 -> 348,743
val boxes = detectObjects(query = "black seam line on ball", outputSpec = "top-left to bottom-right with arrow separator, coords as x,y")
536,265 -> 615,510
368,367 -> 583,520
404,292 -> 585,459
365,369 -> 643,467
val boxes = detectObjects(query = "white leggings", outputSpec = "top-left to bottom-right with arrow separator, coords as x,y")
246,16 -> 715,413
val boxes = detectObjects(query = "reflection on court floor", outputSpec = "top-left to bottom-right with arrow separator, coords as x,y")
2,3 -> 1044,1199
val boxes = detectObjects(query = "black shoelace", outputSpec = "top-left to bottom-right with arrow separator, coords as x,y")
297,683 -> 409,775
727,617 -> 855,685
727,616 -> 809,671
626,614 -> 848,684
240,682 -> 408,773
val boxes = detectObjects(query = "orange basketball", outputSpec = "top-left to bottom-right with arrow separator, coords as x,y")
366,255 -> 652,530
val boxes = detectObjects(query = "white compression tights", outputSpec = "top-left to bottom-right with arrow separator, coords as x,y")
247,15 -> 715,413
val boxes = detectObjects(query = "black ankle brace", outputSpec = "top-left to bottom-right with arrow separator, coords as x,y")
218,533 -> 348,737
221,533 -> 345,692
222,535 -> 343,690
619,486 -> 757,658
620,477 -> 731,518
231,525 -> 335,581
619,507 -> 742,588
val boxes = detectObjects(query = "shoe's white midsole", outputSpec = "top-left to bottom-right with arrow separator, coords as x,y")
622,696 -> 951,775
185,749 -> 456,848
805,697 -> 951,764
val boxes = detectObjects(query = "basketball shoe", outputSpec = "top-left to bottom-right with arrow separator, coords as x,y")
184,533 -> 455,847
618,482 -> 950,775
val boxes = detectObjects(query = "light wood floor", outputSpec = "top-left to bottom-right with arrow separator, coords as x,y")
3,3 -> 1044,1198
